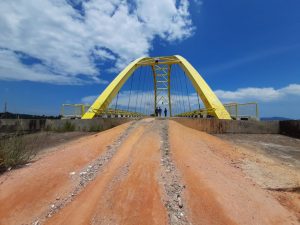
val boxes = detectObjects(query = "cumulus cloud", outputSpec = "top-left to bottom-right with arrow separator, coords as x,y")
0,0 -> 194,84
81,90 -> 202,115
81,95 -> 98,105
81,84 -> 300,112
82,90 -> 154,107
215,84 -> 300,102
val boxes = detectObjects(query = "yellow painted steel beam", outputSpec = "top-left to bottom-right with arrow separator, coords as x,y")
175,55 -> 231,119
82,57 -> 144,119
82,55 -> 231,120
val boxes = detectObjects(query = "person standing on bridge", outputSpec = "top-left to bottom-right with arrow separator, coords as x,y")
164,108 -> 167,117
158,107 -> 162,117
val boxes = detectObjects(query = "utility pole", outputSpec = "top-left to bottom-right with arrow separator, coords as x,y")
4,101 -> 7,113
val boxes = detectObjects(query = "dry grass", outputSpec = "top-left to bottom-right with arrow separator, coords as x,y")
0,133 -> 48,173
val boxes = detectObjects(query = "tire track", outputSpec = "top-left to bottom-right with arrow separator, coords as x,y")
159,120 -> 190,225
88,118 -> 168,225
168,120 -> 299,225
32,120 -> 140,224
43,118 -> 167,225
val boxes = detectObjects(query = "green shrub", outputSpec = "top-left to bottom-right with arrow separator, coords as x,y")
57,121 -> 75,132
44,125 -> 52,131
0,134 -> 38,172
89,124 -> 102,132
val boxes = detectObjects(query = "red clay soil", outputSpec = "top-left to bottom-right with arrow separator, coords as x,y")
0,122 -> 131,225
0,119 -> 299,225
169,120 -> 298,225
45,118 -> 167,225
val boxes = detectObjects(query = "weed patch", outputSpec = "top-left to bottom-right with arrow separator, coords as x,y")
0,134 -> 37,172
0,132 -> 50,173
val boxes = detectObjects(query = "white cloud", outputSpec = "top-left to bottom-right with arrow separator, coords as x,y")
280,84 -> 300,95
136,0 -> 194,41
0,48 -> 106,84
81,90 -> 202,115
81,90 -> 154,108
92,48 -> 116,61
81,95 -> 98,104
0,0 -> 194,84
215,84 -> 300,102
81,84 -> 300,113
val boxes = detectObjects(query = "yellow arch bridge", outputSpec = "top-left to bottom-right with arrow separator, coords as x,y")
62,56 -> 259,120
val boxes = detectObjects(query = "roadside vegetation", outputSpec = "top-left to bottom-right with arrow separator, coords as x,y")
0,120 -> 116,173
0,133 -> 40,173
0,131 -> 90,173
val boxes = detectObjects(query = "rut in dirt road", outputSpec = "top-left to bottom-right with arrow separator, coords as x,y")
168,120 -> 299,225
43,118 -> 169,225
35,120 -> 140,222
0,122 -> 132,225
159,120 -> 190,225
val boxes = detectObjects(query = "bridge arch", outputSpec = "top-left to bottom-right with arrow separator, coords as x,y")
82,55 -> 231,119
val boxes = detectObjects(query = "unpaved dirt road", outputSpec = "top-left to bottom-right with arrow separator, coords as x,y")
0,119 -> 299,225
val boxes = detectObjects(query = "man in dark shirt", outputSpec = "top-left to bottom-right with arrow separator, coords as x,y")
155,107 -> 158,117
164,108 -> 167,117
158,107 -> 162,117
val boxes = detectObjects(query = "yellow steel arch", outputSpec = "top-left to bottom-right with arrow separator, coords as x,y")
81,57 -> 144,119
175,55 -> 231,119
82,55 -> 231,119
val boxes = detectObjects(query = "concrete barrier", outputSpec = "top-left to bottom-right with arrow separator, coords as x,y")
0,119 -> 46,132
45,118 -> 136,132
279,120 -> 300,138
1,118 -> 298,138
0,118 -> 137,133
171,118 -> 280,134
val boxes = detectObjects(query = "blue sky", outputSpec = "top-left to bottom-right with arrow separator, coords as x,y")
0,0 -> 299,118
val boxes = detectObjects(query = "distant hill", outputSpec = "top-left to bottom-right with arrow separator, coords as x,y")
0,112 -> 60,119
261,117 -> 294,121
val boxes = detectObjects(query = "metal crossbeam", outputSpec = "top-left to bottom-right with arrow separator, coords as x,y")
152,64 -> 172,116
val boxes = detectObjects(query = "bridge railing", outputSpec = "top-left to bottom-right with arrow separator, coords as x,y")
61,102 -> 258,120
175,102 -> 259,120
61,104 -> 145,119
89,108 -> 145,118
61,104 -> 90,119
224,102 -> 259,120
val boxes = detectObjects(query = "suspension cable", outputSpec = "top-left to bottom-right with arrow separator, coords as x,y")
134,67 -> 142,113
197,91 -> 201,112
177,65 -> 186,113
184,71 -> 192,112
173,64 -> 181,114
114,91 -> 120,113
172,65 -> 180,115
147,65 -> 153,115
176,65 -> 184,115
149,65 -> 153,115
139,66 -> 147,114
127,71 -> 135,111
